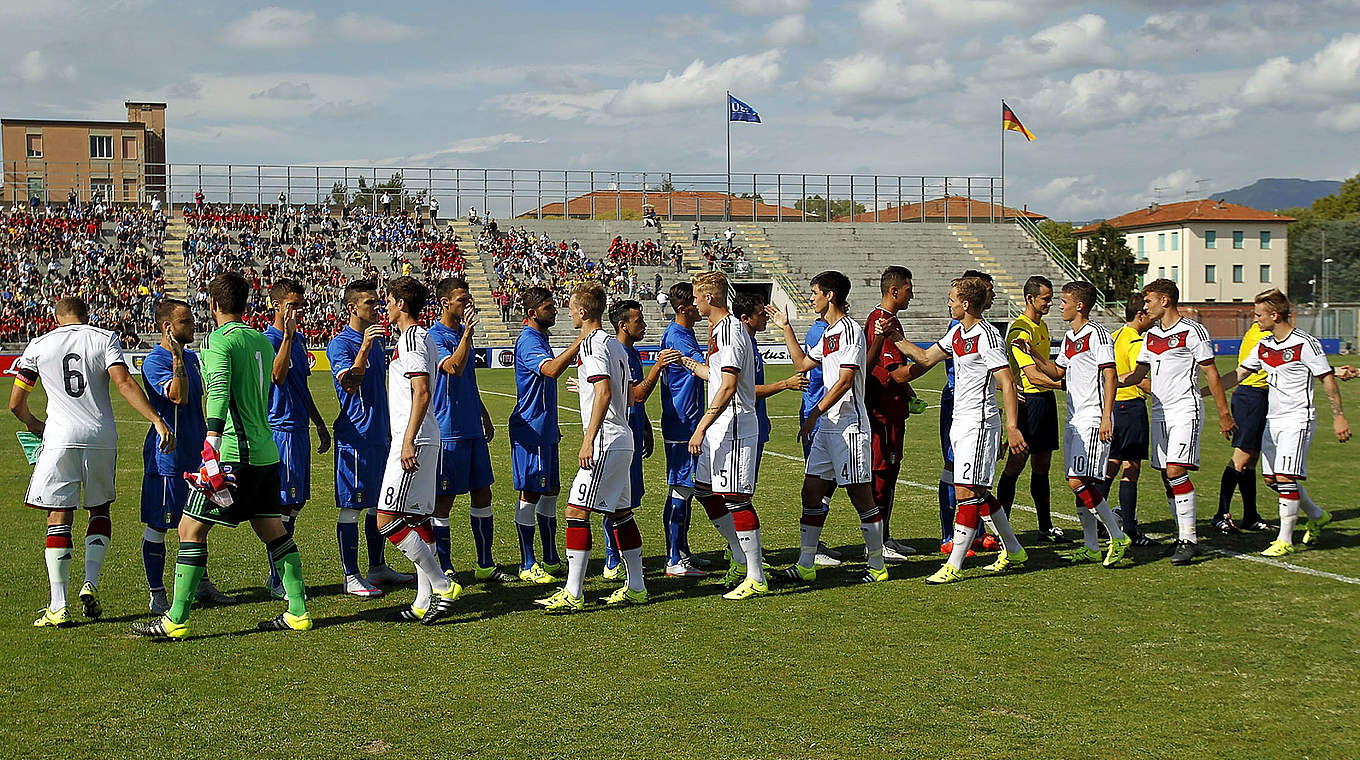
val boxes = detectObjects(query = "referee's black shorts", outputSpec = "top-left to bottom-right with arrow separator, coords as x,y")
1018,390 -> 1060,453
1110,399 -> 1149,462
1230,385 -> 1268,451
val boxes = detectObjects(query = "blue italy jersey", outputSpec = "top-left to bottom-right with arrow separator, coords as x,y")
660,321 -> 705,441
509,325 -> 557,443
264,325 -> 313,432
327,326 -> 389,449
626,343 -> 648,444
140,346 -> 206,476
429,320 -> 485,441
752,333 -> 770,443
800,319 -> 828,421
943,318 -> 958,399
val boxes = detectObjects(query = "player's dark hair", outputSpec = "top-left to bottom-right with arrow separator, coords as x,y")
733,291 -> 766,320
571,281 -> 606,321
1142,278 -> 1179,307
387,276 -> 429,316
54,296 -> 88,322
343,279 -> 378,308
155,298 -> 190,326
1124,301 -> 1144,322
811,270 -> 851,309
1062,281 -> 1099,312
269,278 -> 304,304
1023,275 -> 1054,301
207,272 -> 249,315
668,281 -> 694,310
880,266 -> 913,294
436,276 -> 469,301
609,299 -> 642,329
522,286 -> 553,314
1254,288 -> 1291,321
961,269 -> 994,283
953,277 -> 988,310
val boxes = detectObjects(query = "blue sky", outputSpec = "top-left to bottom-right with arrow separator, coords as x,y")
6,0 -> 1360,219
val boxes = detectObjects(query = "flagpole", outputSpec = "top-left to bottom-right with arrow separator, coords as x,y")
726,90 -> 731,221
1000,98 -> 1005,224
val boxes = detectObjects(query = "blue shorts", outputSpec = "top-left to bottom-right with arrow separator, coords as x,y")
274,428 -> 311,507
754,439 -> 767,483
336,442 -> 386,509
1231,385 -> 1268,451
511,435 -> 559,494
437,438 -> 495,496
940,391 -> 955,465
629,442 -> 645,509
140,472 -> 189,531
664,441 -> 696,487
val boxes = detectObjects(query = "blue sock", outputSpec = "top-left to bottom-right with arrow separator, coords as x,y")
142,532 -> 166,592
432,517 -> 453,573
538,513 -> 560,565
665,494 -> 686,565
676,496 -> 693,556
337,520 -> 361,577
601,516 -> 619,568
938,479 -> 956,543
364,509 -> 385,569
516,521 -> 537,570
471,510 -> 494,568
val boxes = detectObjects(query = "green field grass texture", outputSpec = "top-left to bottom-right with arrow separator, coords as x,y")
2,359 -> 1357,760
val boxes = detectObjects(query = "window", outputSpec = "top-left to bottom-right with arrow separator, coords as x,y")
1233,230 -> 1244,249
1260,230 -> 1271,249
1205,264 -> 1216,283
26,133 -> 42,157
1138,272 -> 1146,288
1171,231 -> 1179,249
1233,264 -> 1244,283
1205,230 -> 1216,249
1137,236 -> 1145,256
1171,266 -> 1179,284
27,177 -> 43,199
90,180 -> 112,200
1158,267 -> 1166,279
1260,264 -> 1271,282
123,135 -> 138,160
90,135 -> 113,159
1158,233 -> 1166,251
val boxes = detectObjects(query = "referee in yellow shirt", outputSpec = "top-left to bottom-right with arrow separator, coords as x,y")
1213,321 -> 1275,532
1106,302 -> 1157,545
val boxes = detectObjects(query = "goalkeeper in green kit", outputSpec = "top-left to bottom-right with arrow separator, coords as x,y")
133,272 -> 312,638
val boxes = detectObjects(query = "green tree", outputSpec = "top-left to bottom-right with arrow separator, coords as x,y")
343,172 -> 426,213
1286,172 -> 1360,301
1037,220 -> 1077,261
650,176 -> 677,193
793,195 -> 866,220
1081,222 -> 1138,301
1309,172 -> 1360,220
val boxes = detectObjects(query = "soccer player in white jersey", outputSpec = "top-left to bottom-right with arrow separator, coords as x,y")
11,297 -> 175,627
1118,279 -> 1235,566
376,277 -> 462,624
879,277 -> 1030,584
687,271 -> 767,599
536,282 -> 647,612
1214,289 -> 1349,556
1011,281 -> 1131,567
766,270 -> 889,584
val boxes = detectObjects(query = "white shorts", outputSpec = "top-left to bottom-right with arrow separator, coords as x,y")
950,419 -> 1001,487
567,447 -> 633,513
1261,419 -> 1315,479
1151,415 -> 1202,470
1064,422 -> 1111,480
696,432 -> 757,496
378,443 -> 438,516
806,428 -> 872,486
25,446 -> 117,509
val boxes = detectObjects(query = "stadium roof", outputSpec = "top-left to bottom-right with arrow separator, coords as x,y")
1074,199 -> 1296,235
520,190 -> 805,220
1,118 -> 144,129
833,195 -> 1045,223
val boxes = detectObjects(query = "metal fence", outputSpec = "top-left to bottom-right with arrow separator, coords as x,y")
4,161 -> 1011,223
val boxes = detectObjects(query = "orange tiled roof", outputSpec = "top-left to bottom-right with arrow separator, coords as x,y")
1074,199 -> 1296,235
833,195 -> 1045,222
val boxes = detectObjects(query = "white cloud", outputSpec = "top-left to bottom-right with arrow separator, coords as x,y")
764,14 -> 810,46
1319,103 -> 1360,132
223,7 -> 316,48
489,90 -> 615,121
722,0 -> 809,15
985,14 -> 1115,77
333,12 -> 418,43
858,0 -> 1041,39
1242,33 -> 1360,104
14,50 -> 77,84
160,73 -> 387,121
250,81 -> 315,101
1028,68 -> 1177,128
606,51 -> 782,116
1147,168 -> 1196,199
804,53 -> 953,100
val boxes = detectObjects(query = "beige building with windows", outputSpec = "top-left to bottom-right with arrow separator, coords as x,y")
1075,199 -> 1294,303
2,101 -> 166,204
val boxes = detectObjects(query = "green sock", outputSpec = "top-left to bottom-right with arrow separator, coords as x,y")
268,535 -> 308,617
168,541 -> 208,624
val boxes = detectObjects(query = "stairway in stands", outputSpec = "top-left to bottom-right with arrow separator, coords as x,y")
441,219 -> 517,346
162,216 -> 189,298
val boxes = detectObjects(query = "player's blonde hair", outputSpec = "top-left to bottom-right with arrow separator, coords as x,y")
571,280 -> 606,320
952,276 -> 988,310
692,271 -> 728,307
1254,288 -> 1291,321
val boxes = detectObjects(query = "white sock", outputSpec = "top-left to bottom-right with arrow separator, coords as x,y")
413,547 -> 434,611
711,512 -> 743,561
797,521 -> 824,568
1094,500 -> 1127,541
1077,507 -> 1100,551
986,506 -> 1024,553
621,547 -> 645,591
396,532 -> 450,594
535,494 -> 558,518
1277,497 -> 1299,544
947,523 -> 978,569
1175,491 -> 1198,543
737,529 -> 765,583
860,520 -> 885,570
46,546 -> 70,610
1297,486 -> 1323,520
515,499 -> 536,528
85,531 -> 110,586
565,549 -> 589,598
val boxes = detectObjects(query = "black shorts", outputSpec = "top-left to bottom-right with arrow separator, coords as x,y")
1231,385 -> 1268,451
1110,400 -> 1149,462
184,462 -> 284,528
1018,391 -> 1060,453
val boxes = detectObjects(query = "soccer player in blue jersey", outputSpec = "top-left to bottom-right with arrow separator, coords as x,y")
509,286 -> 587,583
429,277 -> 514,583
138,298 -> 234,613
263,279 -> 331,600
327,280 -> 412,597
658,282 -> 711,576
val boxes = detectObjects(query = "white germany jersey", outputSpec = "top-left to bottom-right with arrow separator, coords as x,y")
938,320 -> 1008,424
706,314 -> 758,440
14,324 -> 126,449
1054,321 -> 1116,425
388,325 -> 440,446
577,329 -> 634,452
808,315 -> 868,433
1136,318 -> 1214,419
1239,328 -> 1333,425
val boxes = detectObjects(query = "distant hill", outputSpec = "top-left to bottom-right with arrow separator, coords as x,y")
1213,178 -> 1342,212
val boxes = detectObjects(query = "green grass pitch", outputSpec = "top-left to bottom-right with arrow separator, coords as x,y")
2,358 -> 1357,759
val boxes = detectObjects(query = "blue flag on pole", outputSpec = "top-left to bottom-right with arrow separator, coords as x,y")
728,94 -> 761,123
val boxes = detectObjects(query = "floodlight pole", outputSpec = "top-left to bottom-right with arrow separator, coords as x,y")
1000,98 -> 1005,224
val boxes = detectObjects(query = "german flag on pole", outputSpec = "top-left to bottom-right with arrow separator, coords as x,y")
1002,101 -> 1035,141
